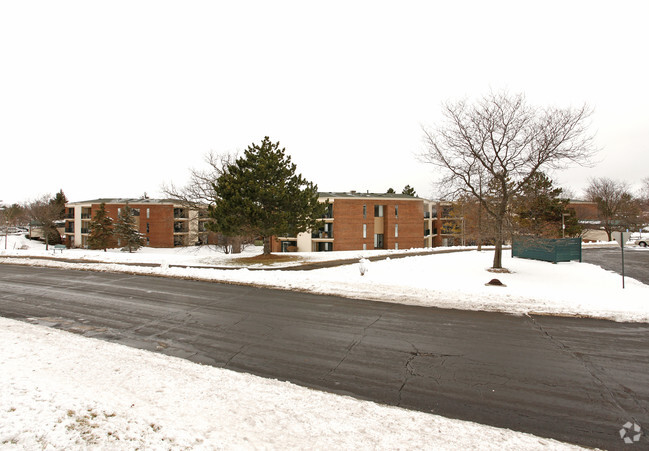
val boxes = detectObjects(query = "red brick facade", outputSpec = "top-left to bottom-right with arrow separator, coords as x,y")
332,198 -> 424,251
96,203 -> 176,248
65,199 -> 211,249
566,201 -> 599,220
271,194 -> 426,252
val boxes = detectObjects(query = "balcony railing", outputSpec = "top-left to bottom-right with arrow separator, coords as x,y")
321,204 -> 333,219
174,223 -> 188,233
312,231 -> 333,239
174,208 -> 188,219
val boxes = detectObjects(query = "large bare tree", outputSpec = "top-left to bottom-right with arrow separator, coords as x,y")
422,91 -> 596,269
26,195 -> 64,250
585,177 -> 641,240
162,151 -> 236,207
162,151 -> 252,253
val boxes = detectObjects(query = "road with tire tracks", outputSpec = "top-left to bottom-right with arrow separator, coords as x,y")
0,264 -> 647,449
583,246 -> 649,285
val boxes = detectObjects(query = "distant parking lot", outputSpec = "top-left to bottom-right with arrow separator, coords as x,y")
0,227 -> 27,234
582,246 -> 649,285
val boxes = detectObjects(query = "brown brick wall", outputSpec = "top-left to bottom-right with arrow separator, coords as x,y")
92,203 -> 175,248
332,198 -> 424,251
567,201 -> 599,220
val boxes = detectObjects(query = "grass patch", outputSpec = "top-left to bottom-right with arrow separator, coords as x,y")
233,253 -> 302,266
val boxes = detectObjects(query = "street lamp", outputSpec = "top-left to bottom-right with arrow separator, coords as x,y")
562,212 -> 571,238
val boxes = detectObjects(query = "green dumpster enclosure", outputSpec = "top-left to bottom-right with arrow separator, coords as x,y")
512,236 -> 582,263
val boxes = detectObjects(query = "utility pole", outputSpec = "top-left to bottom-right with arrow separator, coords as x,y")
613,231 -> 630,289
0,201 -> 6,250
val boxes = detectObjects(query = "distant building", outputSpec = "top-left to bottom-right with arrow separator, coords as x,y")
64,198 -> 211,248
64,193 -> 468,251
566,200 -> 606,241
271,192 -> 463,252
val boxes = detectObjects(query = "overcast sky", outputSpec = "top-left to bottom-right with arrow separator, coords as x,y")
1,1 -> 647,205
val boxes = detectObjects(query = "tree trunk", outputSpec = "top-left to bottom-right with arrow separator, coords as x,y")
492,218 -> 504,269
231,236 -> 242,254
263,236 -> 272,255
477,203 -> 483,252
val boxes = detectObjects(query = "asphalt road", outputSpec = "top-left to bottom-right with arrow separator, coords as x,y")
583,246 -> 649,285
1,264 -> 647,449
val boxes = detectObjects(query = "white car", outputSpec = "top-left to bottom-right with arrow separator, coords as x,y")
636,238 -> 648,247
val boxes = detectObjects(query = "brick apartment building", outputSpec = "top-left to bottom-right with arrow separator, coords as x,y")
271,192 -> 461,252
64,194 -> 466,251
64,198 -> 211,248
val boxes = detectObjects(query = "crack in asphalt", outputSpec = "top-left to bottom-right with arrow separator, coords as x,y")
526,313 -> 648,422
397,344 -> 464,406
321,314 -> 384,380
224,324 -> 276,368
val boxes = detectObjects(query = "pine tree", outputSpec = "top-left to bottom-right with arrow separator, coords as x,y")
512,172 -> 581,237
114,204 -> 144,253
209,137 -> 328,254
402,185 -> 417,197
88,203 -> 114,251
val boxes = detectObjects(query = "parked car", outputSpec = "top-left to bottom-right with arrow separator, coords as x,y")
636,238 -> 648,247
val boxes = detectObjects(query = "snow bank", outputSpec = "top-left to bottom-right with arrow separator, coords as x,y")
0,317 -> 584,450
1,235 -> 648,323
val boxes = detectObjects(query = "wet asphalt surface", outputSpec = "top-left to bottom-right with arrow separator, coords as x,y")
583,246 -> 649,285
0,264 -> 648,449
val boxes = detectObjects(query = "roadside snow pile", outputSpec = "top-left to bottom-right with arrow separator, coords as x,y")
0,317 -> 584,450
0,234 -> 415,267
1,235 -> 647,323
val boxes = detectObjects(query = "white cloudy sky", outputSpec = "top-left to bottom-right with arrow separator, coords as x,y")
1,1 -> 647,205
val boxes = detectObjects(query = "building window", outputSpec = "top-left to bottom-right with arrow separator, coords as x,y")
374,233 -> 384,249
395,224 -> 399,238
323,204 -> 333,219
395,243 -> 399,250
146,208 -> 150,219
146,223 -> 150,233
363,224 -> 367,238
374,205 -> 384,217
363,205 -> 367,219
363,243 -> 367,251
395,205 -> 399,218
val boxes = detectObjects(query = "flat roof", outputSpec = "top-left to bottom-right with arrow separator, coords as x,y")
66,198 -> 186,206
318,192 -> 420,200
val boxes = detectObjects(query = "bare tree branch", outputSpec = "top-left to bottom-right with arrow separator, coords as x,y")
421,91 -> 597,268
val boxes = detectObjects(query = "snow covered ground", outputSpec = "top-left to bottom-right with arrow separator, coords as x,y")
0,316 -> 586,450
0,234 -> 642,448
1,234 -> 648,323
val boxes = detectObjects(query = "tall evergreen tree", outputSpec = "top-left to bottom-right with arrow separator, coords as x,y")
512,173 -> 579,237
209,137 -> 328,254
401,185 -> 417,197
114,204 -> 144,253
49,189 -> 68,220
88,203 -> 114,251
